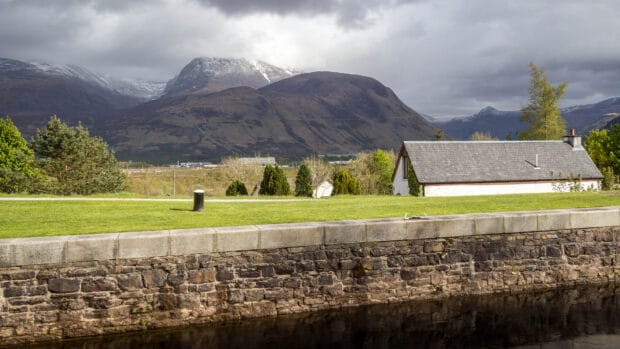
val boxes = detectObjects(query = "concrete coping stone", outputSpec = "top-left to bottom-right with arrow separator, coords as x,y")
0,206 -> 618,267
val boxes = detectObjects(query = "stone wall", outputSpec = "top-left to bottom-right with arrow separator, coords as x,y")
1,207 -> 619,346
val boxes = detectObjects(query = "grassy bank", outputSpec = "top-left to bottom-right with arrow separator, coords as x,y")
1,192 -> 618,239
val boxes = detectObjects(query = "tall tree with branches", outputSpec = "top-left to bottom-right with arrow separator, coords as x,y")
518,63 -> 567,140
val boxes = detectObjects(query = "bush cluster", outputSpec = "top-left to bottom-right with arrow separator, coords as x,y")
225,180 -> 248,196
332,168 -> 361,195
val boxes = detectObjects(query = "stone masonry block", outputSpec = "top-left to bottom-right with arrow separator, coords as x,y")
66,233 -> 118,263
116,273 -> 143,291
215,226 -> 259,252
503,212 -> 538,233
538,210 -> 571,231
474,214 -> 504,236
142,269 -> 167,288
169,228 -> 216,255
81,278 -> 117,292
570,208 -> 620,229
405,219 -> 437,240
118,230 -> 169,259
259,223 -> 323,249
2,236 -> 68,267
324,221 -> 366,245
48,278 -> 80,293
435,216 -> 475,238
188,269 -> 216,284
366,219 -> 407,242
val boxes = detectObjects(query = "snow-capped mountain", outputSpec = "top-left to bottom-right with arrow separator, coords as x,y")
0,58 -> 165,100
0,57 -> 41,72
30,61 -> 166,100
163,57 -> 298,96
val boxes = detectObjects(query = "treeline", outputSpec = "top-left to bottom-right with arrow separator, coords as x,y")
0,115 -> 125,194
224,150 -> 396,197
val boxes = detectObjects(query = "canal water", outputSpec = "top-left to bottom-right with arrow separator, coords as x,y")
33,285 -> 620,349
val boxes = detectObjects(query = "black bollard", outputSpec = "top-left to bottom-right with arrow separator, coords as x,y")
193,189 -> 205,212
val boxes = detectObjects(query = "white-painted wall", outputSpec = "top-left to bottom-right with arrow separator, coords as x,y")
393,157 -> 409,195
392,154 -> 601,197
423,180 -> 600,197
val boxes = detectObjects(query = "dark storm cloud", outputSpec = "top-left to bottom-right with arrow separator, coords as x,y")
196,0 -> 398,27
196,0 -> 335,16
0,0 -> 160,13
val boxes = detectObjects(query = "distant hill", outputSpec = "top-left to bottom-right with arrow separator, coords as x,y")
0,57 -> 145,137
163,57 -> 298,97
102,72 -> 439,163
603,114 -> 620,129
434,107 -> 521,140
434,97 -> 620,139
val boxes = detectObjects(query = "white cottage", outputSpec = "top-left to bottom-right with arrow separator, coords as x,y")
392,132 -> 603,197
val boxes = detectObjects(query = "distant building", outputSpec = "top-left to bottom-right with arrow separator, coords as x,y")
238,157 -> 276,166
177,161 -> 216,168
392,131 -> 603,197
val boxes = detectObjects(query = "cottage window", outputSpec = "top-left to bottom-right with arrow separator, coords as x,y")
402,156 -> 408,179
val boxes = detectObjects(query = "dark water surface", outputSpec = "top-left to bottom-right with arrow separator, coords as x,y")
32,285 -> 620,349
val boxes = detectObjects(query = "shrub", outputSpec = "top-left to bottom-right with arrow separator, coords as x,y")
407,160 -> 422,196
294,164 -> 313,197
225,179 -> 248,196
332,168 -> 361,195
601,166 -> 618,191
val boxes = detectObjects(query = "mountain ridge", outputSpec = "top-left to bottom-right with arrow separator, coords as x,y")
434,97 -> 620,139
101,71 -> 439,163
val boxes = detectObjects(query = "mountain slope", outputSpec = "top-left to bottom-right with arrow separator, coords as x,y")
163,57 -> 297,97
103,72 -> 439,163
0,58 -> 143,137
435,98 -> 620,139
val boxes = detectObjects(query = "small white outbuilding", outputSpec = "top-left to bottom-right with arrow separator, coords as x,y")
392,132 -> 603,197
313,180 -> 333,198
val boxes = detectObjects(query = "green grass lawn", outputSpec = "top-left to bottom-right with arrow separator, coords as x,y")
1,192 -> 618,239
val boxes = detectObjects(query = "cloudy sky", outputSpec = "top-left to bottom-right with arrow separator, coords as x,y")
1,0 -> 618,118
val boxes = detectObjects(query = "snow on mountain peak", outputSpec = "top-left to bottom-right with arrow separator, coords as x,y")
25,60 -> 165,100
164,57 -> 299,96
479,106 -> 499,114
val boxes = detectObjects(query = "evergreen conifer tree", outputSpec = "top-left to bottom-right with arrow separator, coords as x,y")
259,164 -> 290,195
294,163 -> 313,197
30,115 -> 125,195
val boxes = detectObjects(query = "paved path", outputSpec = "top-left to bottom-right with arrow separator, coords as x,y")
0,197 -> 308,203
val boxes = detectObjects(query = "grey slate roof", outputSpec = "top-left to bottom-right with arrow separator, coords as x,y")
402,140 -> 603,184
